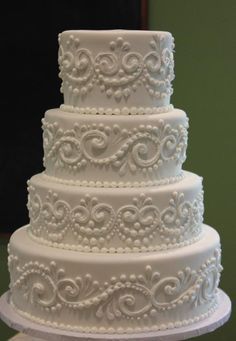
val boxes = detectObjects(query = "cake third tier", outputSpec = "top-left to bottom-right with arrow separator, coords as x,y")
27,171 -> 203,253
43,108 -> 188,186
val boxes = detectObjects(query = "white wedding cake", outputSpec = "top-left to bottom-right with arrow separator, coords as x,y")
7,30 -> 223,335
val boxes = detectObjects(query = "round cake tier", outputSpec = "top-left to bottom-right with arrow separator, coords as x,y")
8,225 -> 222,335
58,30 -> 174,111
27,171 -> 203,253
43,108 -> 188,187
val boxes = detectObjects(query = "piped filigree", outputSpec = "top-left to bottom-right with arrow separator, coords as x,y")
58,34 -> 174,105
27,186 -> 203,251
8,248 -> 222,321
42,119 -> 188,178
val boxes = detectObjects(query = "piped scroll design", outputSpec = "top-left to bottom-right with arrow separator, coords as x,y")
8,248 -> 222,321
42,119 -> 188,177
27,186 -> 203,250
58,34 -> 175,104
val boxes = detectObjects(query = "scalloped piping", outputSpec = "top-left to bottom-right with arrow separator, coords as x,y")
60,104 -> 174,115
41,172 -> 184,188
59,33 -> 174,106
10,298 -> 218,335
27,227 -> 203,253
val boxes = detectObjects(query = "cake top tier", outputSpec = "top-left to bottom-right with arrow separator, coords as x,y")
58,30 -> 175,113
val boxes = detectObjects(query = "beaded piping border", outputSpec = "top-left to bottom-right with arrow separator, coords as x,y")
41,172 -> 184,188
10,299 -> 218,335
60,104 -> 174,115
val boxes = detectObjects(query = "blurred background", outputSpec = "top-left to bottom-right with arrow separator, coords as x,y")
0,0 -> 235,339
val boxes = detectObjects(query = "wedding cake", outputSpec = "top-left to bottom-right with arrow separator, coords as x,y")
7,30 -> 223,335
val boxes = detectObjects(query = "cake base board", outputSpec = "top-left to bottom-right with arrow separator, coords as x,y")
0,290 -> 231,341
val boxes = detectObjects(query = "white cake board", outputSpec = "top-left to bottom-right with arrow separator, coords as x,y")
0,290 -> 231,341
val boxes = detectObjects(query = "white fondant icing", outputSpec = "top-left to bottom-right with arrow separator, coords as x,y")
8,226 -> 222,334
43,108 -> 188,184
58,30 -> 175,109
27,171 -> 203,252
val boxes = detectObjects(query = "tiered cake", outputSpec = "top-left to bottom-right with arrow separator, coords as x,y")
7,30 -> 223,334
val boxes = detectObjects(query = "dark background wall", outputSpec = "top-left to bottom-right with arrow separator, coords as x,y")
0,0 -> 144,234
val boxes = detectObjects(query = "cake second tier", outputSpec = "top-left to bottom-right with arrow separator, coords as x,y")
43,107 -> 188,187
27,171 -> 203,253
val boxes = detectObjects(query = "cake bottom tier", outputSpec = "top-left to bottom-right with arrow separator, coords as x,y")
8,225 -> 222,335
